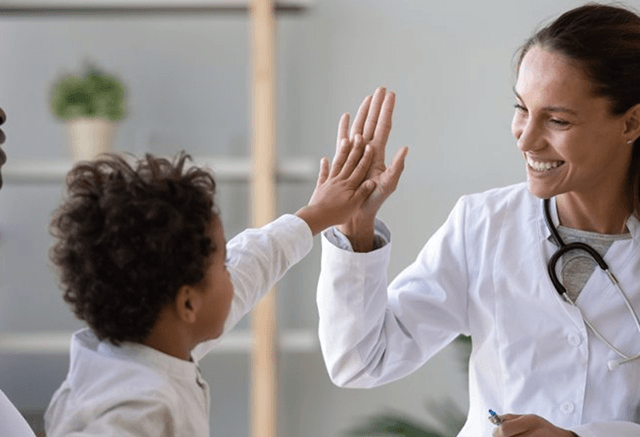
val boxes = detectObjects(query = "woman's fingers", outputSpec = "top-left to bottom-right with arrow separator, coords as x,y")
372,91 -> 395,149
362,86 -> 386,142
350,94 -> 372,139
384,146 -> 409,192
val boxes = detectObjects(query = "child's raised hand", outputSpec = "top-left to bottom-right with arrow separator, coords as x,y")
295,134 -> 376,236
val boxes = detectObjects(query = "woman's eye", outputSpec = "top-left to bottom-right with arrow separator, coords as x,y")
550,118 -> 570,127
513,103 -> 527,112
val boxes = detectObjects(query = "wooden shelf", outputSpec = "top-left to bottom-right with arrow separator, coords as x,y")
3,156 -> 317,184
0,0 -> 312,14
0,329 -> 318,354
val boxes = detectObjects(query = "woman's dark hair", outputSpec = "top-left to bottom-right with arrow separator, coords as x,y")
50,151 -> 218,345
516,3 -> 640,211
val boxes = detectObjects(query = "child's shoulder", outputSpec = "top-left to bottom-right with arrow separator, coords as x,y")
46,330 -> 184,435
67,329 -> 185,405
46,329 -> 208,435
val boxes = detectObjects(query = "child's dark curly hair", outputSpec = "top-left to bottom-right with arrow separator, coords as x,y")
50,151 -> 218,345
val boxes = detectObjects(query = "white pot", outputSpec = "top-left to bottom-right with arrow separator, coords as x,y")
66,117 -> 115,161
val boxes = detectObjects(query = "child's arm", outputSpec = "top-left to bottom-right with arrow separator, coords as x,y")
191,135 -> 375,359
295,133 -> 376,236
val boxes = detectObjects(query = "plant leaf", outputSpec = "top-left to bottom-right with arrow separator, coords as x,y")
346,413 -> 450,437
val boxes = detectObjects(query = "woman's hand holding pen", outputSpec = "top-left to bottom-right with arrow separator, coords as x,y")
491,414 -> 578,437
335,86 -> 409,252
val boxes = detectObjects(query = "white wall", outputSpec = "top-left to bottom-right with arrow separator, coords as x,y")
0,0 -> 614,435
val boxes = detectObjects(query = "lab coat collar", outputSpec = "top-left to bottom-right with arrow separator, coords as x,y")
540,197 -> 640,241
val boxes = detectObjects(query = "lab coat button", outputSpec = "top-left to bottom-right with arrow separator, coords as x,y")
567,333 -> 581,347
560,402 -> 575,414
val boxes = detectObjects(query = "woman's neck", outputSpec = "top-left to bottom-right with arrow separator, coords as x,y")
556,192 -> 632,234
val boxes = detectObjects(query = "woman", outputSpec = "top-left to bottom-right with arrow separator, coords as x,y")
0,106 -> 39,436
318,4 -> 640,437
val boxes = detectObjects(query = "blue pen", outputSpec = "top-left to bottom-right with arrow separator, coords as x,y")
488,409 -> 503,426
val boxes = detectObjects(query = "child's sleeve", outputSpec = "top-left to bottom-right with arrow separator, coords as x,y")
192,214 -> 313,360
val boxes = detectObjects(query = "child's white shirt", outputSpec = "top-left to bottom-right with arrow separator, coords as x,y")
45,329 -> 208,437
0,389 -> 36,436
44,214 -> 313,437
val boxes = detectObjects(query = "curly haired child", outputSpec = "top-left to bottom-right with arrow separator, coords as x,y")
44,132 -> 404,436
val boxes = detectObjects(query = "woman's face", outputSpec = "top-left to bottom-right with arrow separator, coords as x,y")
511,46 -> 633,201
0,106 -> 5,189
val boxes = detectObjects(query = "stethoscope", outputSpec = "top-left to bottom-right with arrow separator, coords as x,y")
543,198 -> 640,370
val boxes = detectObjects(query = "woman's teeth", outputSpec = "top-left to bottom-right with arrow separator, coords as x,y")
527,157 -> 564,171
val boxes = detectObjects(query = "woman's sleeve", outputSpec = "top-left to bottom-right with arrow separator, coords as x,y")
317,197 -> 471,388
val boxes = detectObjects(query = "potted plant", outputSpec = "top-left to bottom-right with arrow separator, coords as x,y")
50,62 -> 126,161
345,336 -> 471,437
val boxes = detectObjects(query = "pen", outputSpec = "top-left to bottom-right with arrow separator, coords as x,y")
488,409 -> 503,426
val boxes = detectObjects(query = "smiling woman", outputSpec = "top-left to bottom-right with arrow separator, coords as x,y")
512,46 -> 636,231
316,4 -> 640,437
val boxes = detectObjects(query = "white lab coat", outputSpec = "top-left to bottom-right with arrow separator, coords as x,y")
317,182 -> 640,437
45,214 -> 313,437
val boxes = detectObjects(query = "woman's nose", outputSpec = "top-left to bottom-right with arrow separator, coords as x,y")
513,119 -> 543,152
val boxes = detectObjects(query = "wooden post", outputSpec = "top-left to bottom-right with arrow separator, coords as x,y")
250,1 -> 277,437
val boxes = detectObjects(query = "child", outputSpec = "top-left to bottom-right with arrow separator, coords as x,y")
44,134 -> 377,436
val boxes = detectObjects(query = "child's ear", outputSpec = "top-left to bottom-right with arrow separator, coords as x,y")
174,285 -> 202,324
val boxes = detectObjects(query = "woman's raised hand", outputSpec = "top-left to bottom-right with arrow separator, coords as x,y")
336,87 -> 409,251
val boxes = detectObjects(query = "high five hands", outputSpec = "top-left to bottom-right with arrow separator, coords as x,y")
296,86 -> 408,242
297,134 -> 376,236
493,414 -> 578,437
337,87 -> 409,251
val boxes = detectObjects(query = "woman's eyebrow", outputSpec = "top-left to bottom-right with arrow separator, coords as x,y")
512,87 -> 579,116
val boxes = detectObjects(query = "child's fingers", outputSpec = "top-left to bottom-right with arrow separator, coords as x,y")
330,138 -> 351,177
336,113 -> 350,150
347,144 -> 373,184
338,134 -> 366,177
353,179 -> 376,204
316,157 -> 329,186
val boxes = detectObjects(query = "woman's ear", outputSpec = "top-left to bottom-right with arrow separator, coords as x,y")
623,103 -> 640,142
174,285 -> 202,324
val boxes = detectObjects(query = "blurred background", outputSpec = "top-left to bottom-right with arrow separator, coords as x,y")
0,0 -> 610,435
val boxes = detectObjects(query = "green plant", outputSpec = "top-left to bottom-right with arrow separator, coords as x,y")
50,63 -> 126,122
344,336 -> 471,437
